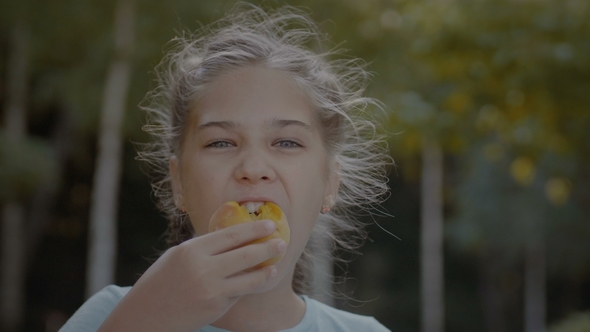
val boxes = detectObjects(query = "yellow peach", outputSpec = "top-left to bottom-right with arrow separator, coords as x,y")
209,201 -> 290,267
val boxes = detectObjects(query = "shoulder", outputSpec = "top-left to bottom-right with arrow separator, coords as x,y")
296,296 -> 390,332
59,285 -> 132,332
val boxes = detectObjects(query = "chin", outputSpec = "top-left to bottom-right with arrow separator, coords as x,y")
253,278 -> 280,293
254,262 -> 294,294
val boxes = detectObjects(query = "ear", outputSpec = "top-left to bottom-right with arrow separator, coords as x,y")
169,155 -> 184,210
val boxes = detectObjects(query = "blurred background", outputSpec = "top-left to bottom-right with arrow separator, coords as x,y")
1,0 -> 589,331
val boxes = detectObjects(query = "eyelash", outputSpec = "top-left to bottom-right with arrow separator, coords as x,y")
274,139 -> 303,148
205,140 -> 234,148
205,139 -> 303,149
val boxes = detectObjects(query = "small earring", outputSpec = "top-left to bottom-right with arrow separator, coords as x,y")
321,195 -> 334,214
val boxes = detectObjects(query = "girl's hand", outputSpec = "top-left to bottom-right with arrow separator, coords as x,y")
97,219 -> 286,332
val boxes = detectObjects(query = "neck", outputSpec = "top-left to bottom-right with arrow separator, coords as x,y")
211,270 -> 306,332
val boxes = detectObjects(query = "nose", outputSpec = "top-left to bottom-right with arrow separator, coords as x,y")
234,151 -> 276,185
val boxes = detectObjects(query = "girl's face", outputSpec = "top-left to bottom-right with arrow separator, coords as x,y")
170,66 -> 338,278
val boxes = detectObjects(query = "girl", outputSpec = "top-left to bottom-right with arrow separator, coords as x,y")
61,4 -> 391,331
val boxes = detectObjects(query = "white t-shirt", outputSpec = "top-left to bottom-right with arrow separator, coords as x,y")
59,285 -> 390,332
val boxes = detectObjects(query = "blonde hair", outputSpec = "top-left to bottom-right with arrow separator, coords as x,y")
138,3 -> 392,296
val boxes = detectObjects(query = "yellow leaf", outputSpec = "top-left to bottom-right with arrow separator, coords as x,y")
544,177 -> 571,206
444,90 -> 472,114
510,157 -> 535,186
402,130 -> 422,153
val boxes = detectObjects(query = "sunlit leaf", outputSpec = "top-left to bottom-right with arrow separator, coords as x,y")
510,156 -> 536,186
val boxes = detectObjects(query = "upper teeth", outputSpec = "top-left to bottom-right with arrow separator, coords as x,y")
241,202 -> 265,214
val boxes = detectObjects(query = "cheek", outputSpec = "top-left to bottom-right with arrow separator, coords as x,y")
288,153 -> 328,209
283,160 -> 327,249
181,157 -> 230,235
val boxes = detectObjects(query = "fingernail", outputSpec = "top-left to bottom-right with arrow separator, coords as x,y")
277,240 -> 287,253
270,266 -> 277,278
265,220 -> 276,231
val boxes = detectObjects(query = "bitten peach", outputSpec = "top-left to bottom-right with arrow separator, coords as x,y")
209,201 -> 290,267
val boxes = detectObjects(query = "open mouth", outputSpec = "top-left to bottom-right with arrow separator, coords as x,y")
239,201 -> 265,216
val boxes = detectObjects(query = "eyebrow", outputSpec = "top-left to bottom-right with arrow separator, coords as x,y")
196,118 -> 311,132
269,118 -> 311,131
196,121 -> 242,131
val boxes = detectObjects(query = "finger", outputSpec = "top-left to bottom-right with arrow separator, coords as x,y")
215,238 -> 286,276
200,219 -> 277,255
223,265 -> 277,297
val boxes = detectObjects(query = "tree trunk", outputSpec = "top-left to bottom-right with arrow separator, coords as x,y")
524,238 -> 546,332
420,136 -> 444,332
0,21 -> 29,332
85,0 -> 135,298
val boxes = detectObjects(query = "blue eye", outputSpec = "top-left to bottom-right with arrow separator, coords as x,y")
274,140 -> 302,148
205,140 -> 234,148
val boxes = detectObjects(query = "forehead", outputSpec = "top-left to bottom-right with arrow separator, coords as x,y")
192,66 -> 317,127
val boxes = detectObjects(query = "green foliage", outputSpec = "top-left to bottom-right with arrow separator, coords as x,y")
0,132 -> 58,201
380,0 -> 590,155
328,0 -> 590,274
549,311 -> 590,332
